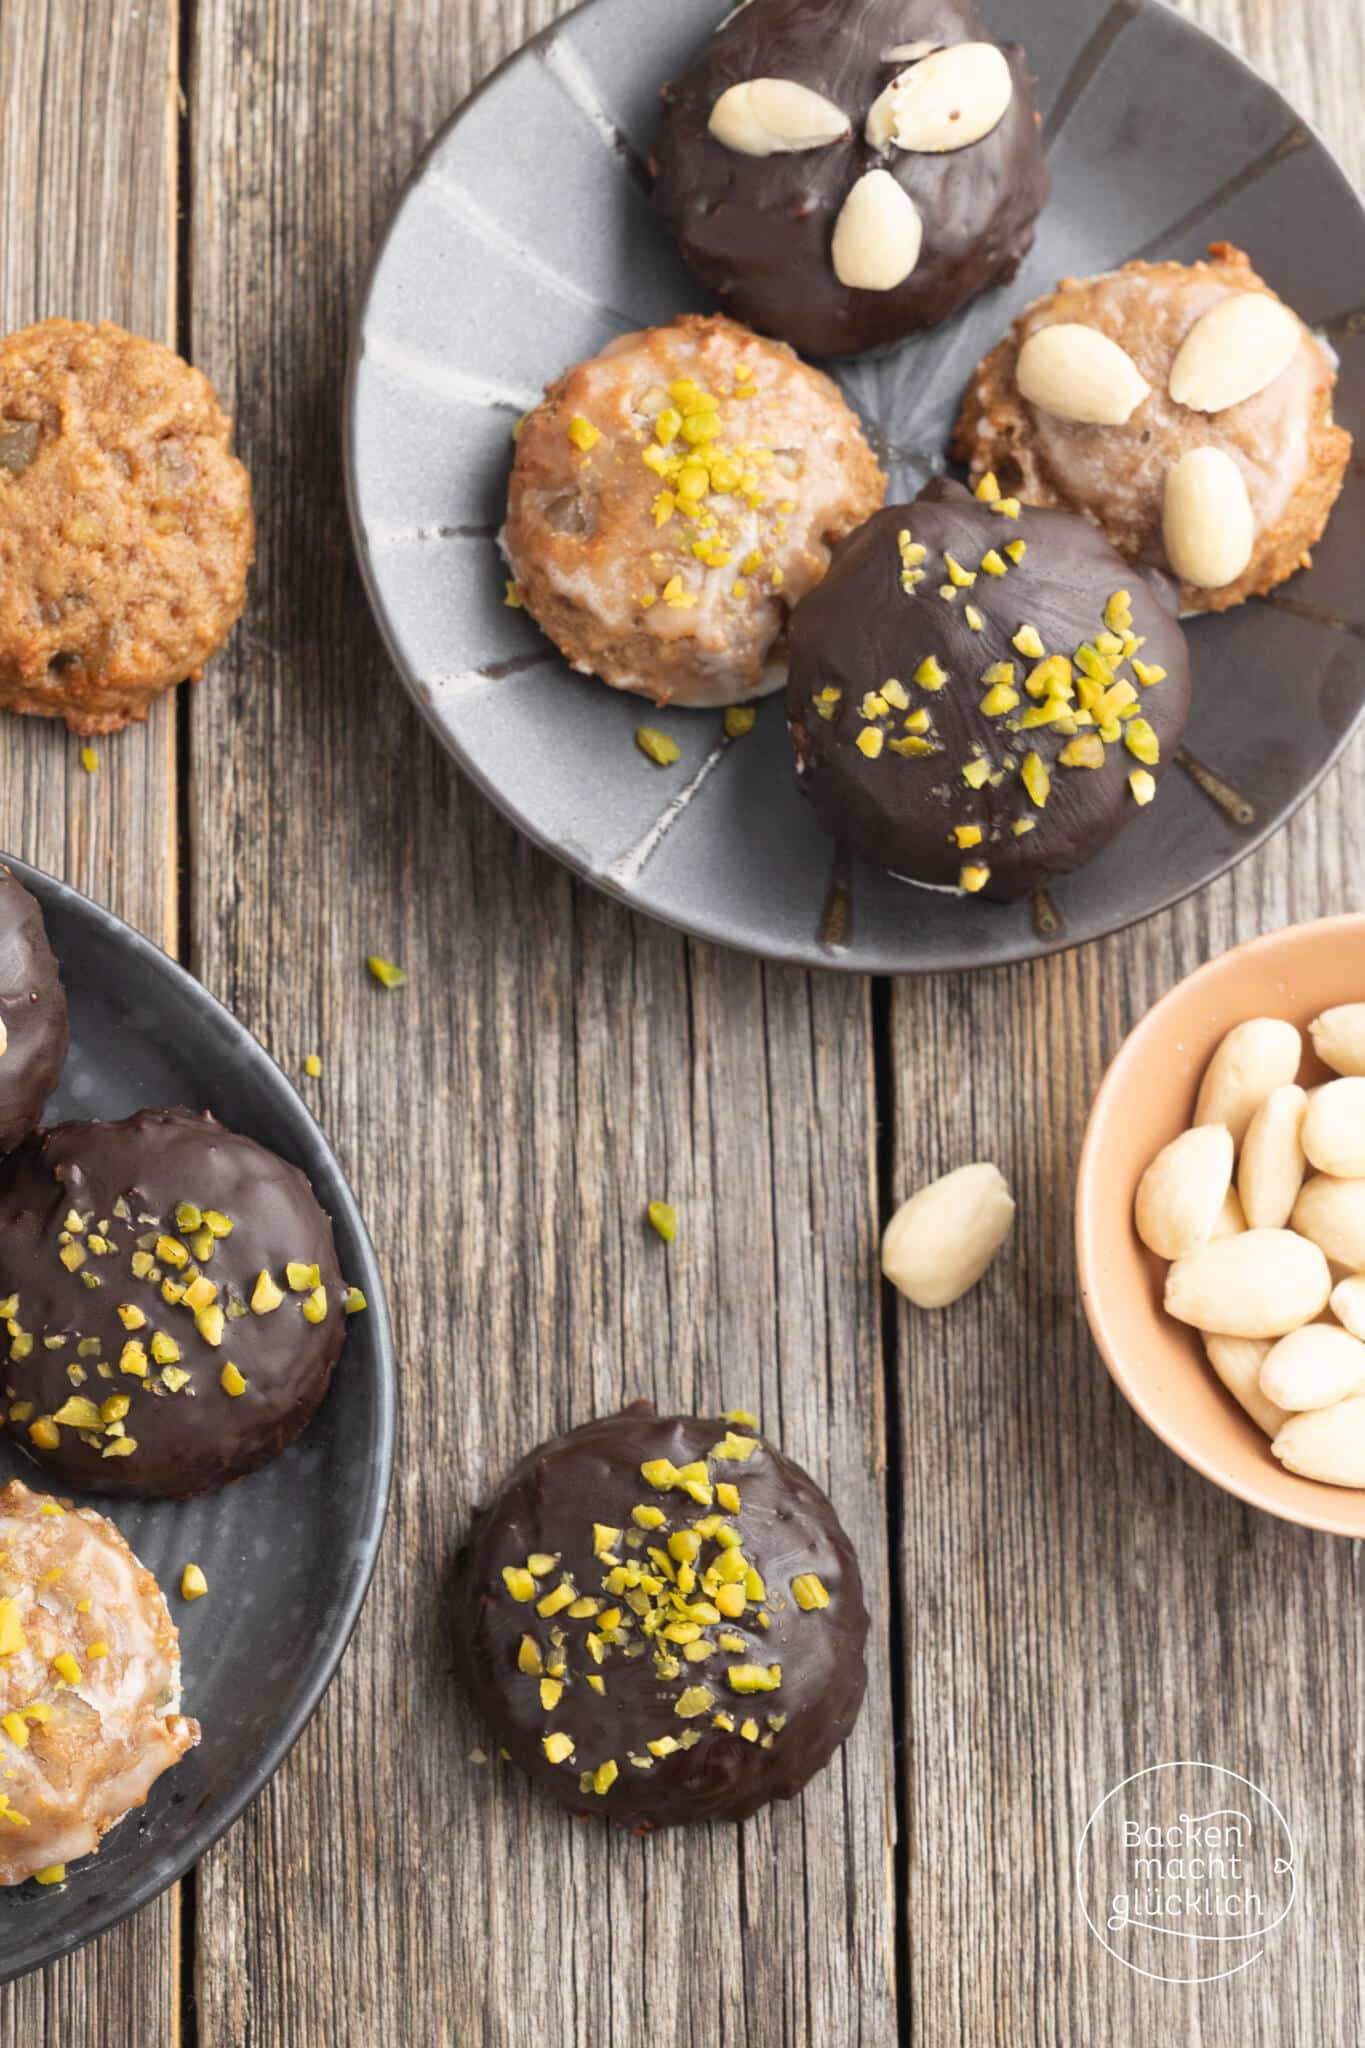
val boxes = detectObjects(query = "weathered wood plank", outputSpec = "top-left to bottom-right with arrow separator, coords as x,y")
184,1 -> 894,2043
0,0 -> 182,2037
890,4 -> 1365,2042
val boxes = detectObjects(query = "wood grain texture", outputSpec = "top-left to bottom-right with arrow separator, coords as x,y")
0,0 -> 182,2038
183,2 -> 893,2043
4,0 -> 1360,2039
889,3 -> 1365,2041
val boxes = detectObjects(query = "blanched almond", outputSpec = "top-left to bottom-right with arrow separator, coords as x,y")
1260,1323 -> 1365,1410
1135,1124 -> 1233,1259
708,78 -> 851,156
1203,1335 -> 1286,1439
1292,1175 -> 1365,1271
1330,1275 -> 1365,1343
1193,1017 -> 1302,1146
1302,1077 -> 1365,1178
1015,324 -> 1150,426
1167,292 -> 1301,413
1164,1228 -> 1330,1337
865,42 -> 1013,153
832,171 -> 923,292
881,1162 -> 1014,1309
1162,447 -> 1255,590
1309,1004 -> 1365,1078
1273,1396 -> 1365,1488
1237,1083 -> 1307,1228
1210,1186 -> 1247,1240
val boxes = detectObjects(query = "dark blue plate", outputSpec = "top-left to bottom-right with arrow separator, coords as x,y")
346,0 -> 1365,971
0,855 -> 395,1984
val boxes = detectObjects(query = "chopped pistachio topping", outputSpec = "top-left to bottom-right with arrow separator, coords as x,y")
543,1732 -> 575,1765
1012,624 -> 1045,659
792,1574 -> 830,1611
856,727 -> 884,760
959,865 -> 991,895
1125,718 -> 1160,766
953,825 -> 983,850
724,705 -> 756,739
252,1270 -> 285,1314
1059,733 -> 1105,770
962,759 -> 991,791
1021,752 -> 1051,809
343,1286 -> 367,1315
914,655 -> 947,692
943,552 -> 975,588
1129,769 -> 1157,805
567,415 -> 600,452
727,1662 -> 782,1695
220,1363 -> 247,1397
980,549 -> 1008,577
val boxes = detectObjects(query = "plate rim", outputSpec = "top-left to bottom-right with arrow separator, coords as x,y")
0,852 -> 397,1984
342,0 -> 1365,975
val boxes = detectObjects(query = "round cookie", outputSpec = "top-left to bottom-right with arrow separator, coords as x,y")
0,865 -> 66,1156
786,479 -> 1191,902
453,1405 -> 867,1828
505,313 -> 884,707
652,0 -> 1048,359
0,1108 -> 354,1498
0,319 -> 254,733
0,1477 -> 199,1886
952,245 -> 1351,612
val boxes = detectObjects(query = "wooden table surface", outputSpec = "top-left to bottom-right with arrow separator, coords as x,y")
1,0 -> 1361,2040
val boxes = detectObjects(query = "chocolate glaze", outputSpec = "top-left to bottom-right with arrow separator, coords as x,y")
0,866 -> 67,1156
786,481 -> 1192,901
453,1405 -> 868,1828
0,1108 -> 347,1498
652,0 -> 1049,359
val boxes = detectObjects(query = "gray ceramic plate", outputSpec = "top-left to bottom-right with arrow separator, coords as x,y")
0,856 -> 394,1984
345,0 -> 1365,973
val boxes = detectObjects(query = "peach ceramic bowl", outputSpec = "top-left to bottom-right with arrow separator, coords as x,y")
1076,914 -> 1365,1538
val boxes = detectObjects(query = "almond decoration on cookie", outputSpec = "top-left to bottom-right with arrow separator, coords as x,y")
954,244 -> 1351,611
707,78 -> 851,156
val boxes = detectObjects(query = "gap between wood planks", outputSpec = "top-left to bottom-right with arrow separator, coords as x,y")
173,0 -> 200,2039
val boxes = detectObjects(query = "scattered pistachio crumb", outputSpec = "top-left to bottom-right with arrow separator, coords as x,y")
636,726 -> 681,767
304,1054 -> 322,1079
80,748 -> 98,775
647,1200 -> 677,1244
724,705 -> 756,739
367,955 -> 408,990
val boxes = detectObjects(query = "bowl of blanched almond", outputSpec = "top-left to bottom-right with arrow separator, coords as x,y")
1076,916 -> 1365,1536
